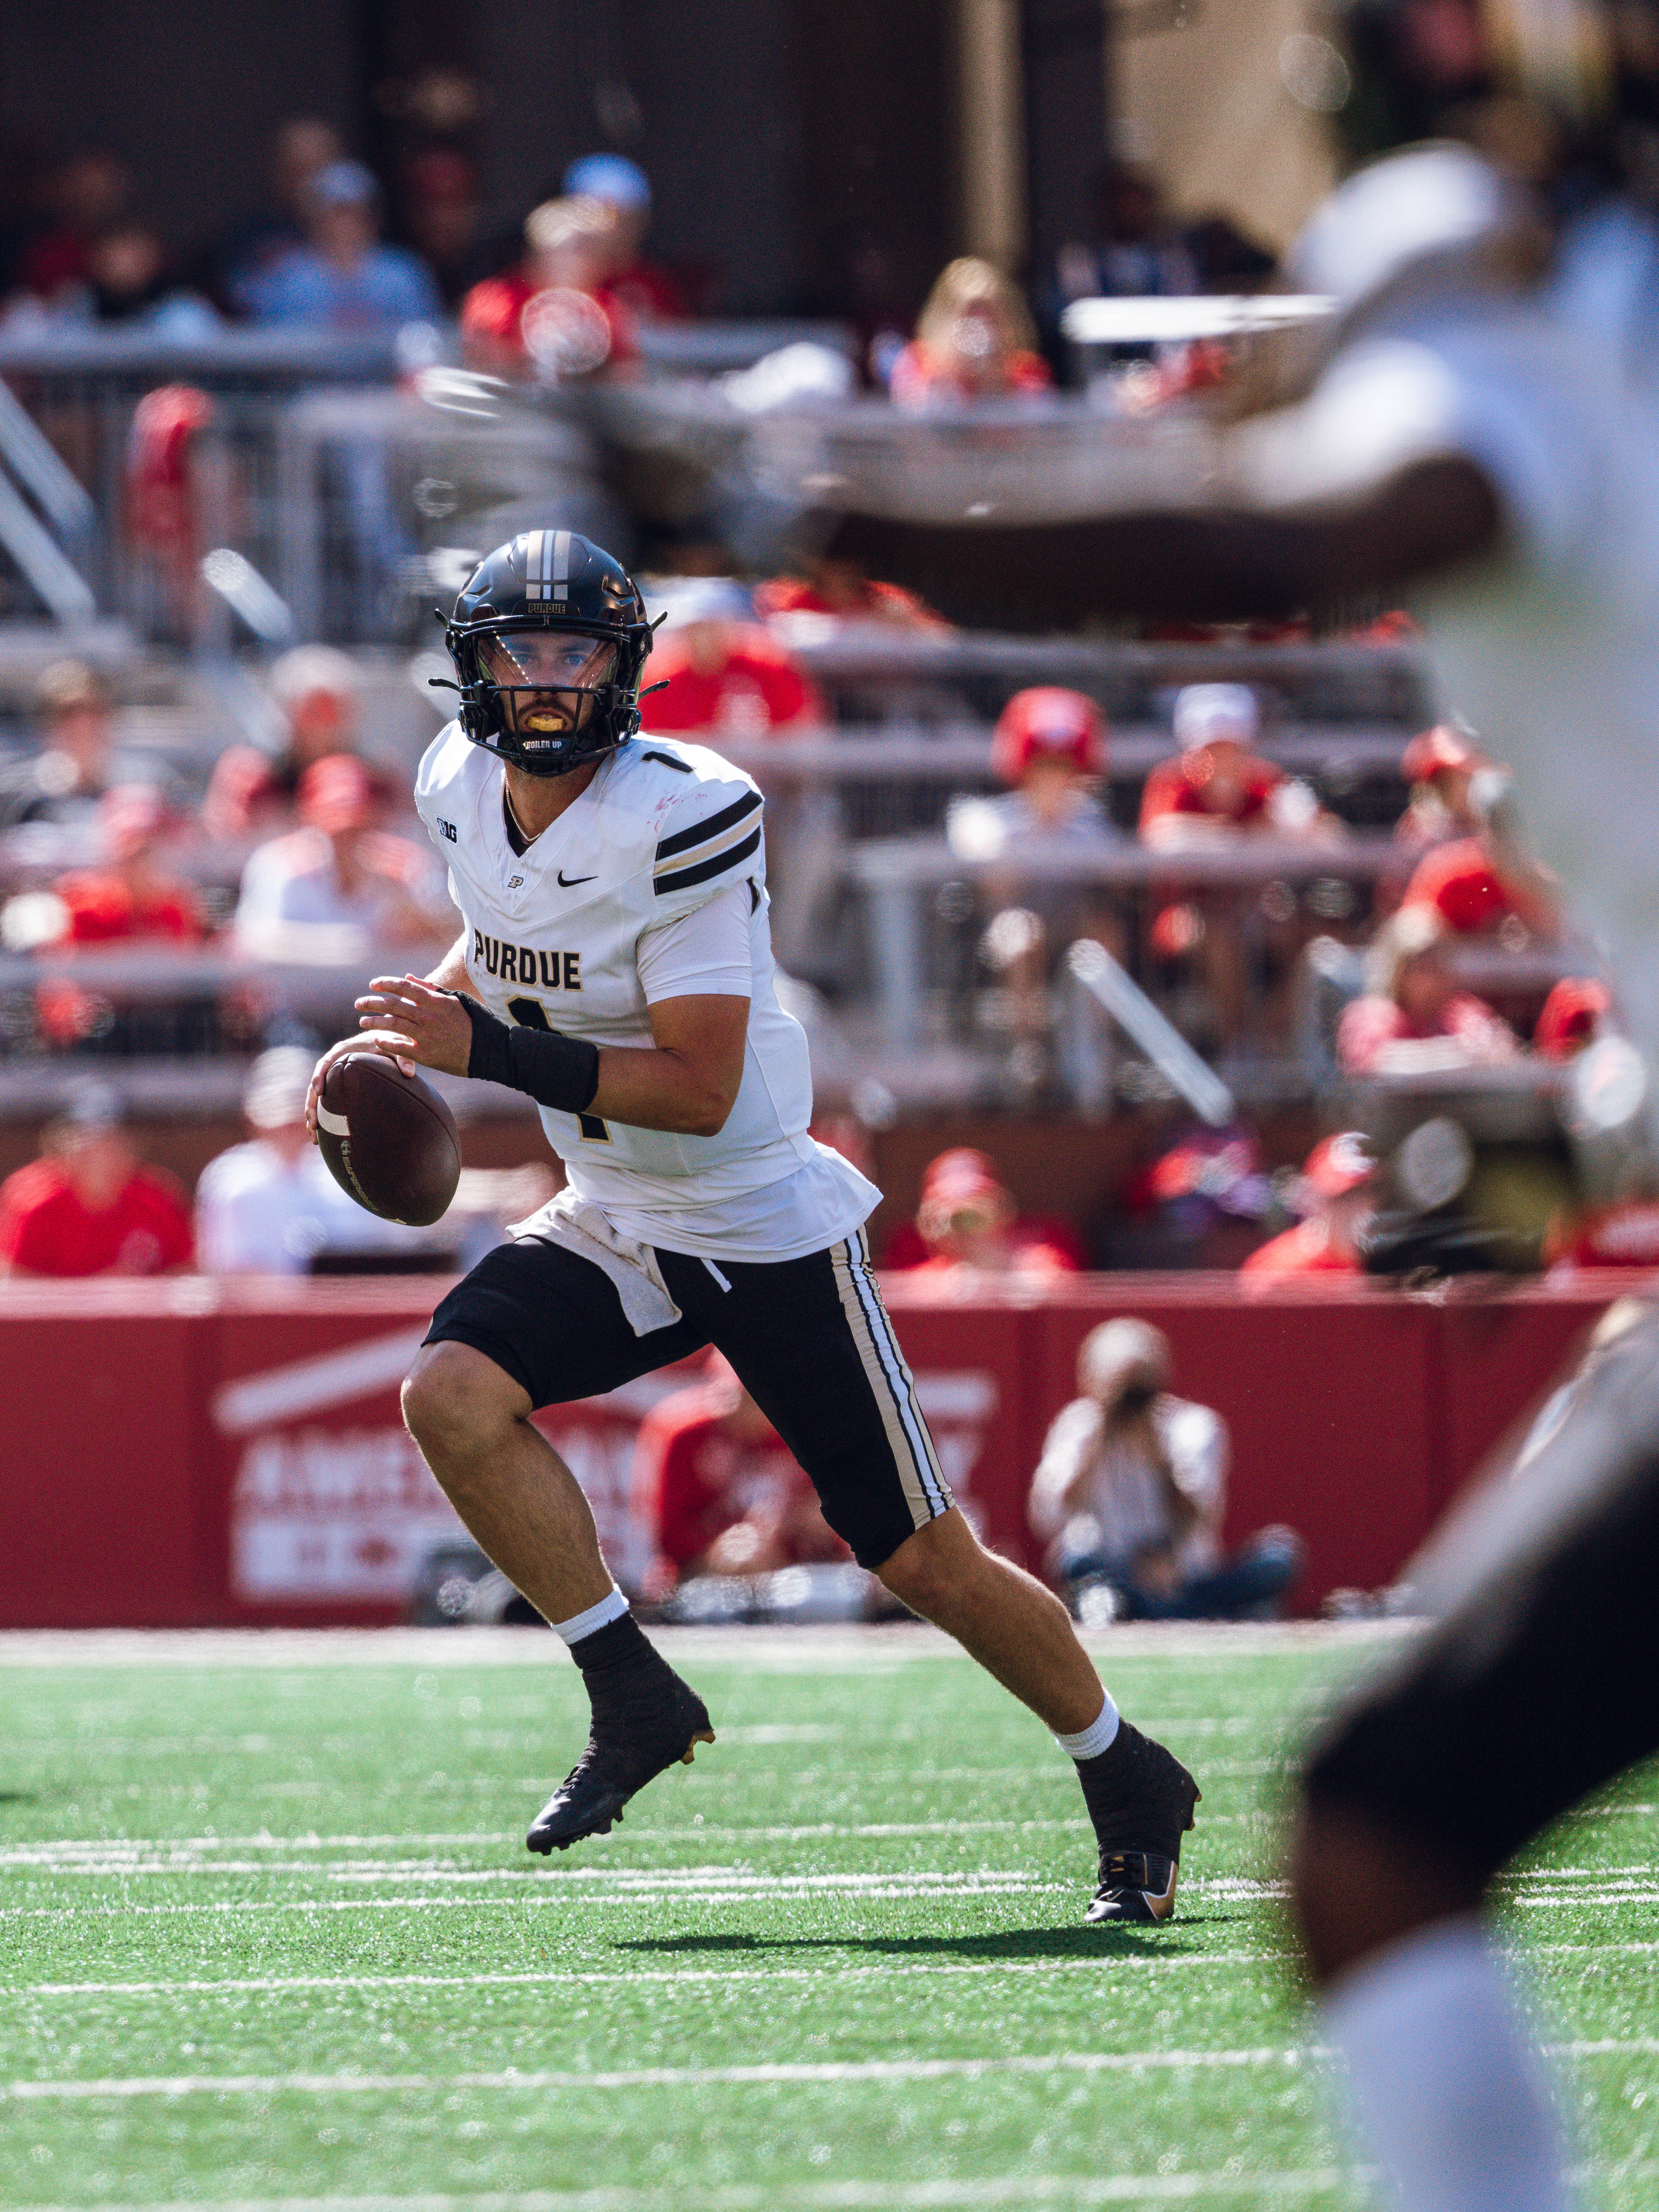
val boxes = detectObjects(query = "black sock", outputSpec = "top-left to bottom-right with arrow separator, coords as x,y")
568,1611 -> 656,1680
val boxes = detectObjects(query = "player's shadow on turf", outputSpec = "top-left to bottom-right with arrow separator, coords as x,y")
616,1928 -> 1206,1960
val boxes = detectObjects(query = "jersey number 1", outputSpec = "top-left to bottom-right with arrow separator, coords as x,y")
506,997 -> 611,1141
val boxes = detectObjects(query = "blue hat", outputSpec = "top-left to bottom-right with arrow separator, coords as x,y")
563,153 -> 651,210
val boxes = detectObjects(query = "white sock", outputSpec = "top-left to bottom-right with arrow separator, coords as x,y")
551,1585 -> 629,1646
1054,1692 -> 1120,1761
1324,1917 -> 1575,2212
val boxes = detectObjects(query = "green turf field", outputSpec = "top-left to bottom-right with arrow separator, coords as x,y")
2,1624 -> 1654,2210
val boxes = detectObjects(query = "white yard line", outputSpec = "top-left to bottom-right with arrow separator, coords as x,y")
3,2049 -> 1307,2101
5,2037 -> 1652,2106
0,2172 -> 1373,2212
0,1621 -> 1410,1669
21,1952 -> 1277,1999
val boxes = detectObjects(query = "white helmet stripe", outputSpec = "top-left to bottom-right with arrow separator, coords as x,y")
553,528 -> 570,603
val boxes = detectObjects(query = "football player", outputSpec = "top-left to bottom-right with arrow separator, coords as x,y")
304,529 -> 1200,1923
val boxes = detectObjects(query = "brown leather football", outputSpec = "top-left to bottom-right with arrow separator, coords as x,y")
316,1052 -> 461,1227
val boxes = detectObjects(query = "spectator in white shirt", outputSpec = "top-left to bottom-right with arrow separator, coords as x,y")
234,752 -> 454,963
1027,1317 -> 1302,1621
195,1046 -> 446,1273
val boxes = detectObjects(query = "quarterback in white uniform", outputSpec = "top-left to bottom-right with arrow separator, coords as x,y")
306,530 -> 1199,1918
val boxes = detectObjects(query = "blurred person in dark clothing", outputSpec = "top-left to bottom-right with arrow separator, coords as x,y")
204,646 -> 368,839
0,1089 -> 192,1279
399,148 -> 484,311
890,259 -> 1051,407
19,146 -> 131,301
245,159 -> 441,331
562,153 -> 687,321
0,661 -> 131,828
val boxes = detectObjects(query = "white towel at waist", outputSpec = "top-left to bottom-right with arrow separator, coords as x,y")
506,1188 -> 683,1337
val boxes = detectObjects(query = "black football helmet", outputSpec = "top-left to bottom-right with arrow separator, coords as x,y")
442,531 -> 654,777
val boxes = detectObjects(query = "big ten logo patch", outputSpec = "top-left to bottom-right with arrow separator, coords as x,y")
474,931 -> 580,989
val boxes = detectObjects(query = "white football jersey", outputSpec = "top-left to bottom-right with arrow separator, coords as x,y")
413,723 -> 877,1260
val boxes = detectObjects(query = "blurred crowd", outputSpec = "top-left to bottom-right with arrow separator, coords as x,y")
0,121 -> 1271,412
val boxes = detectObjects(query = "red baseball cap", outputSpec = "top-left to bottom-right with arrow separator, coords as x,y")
1534,976 -> 1610,1060
991,688 -> 1105,784
299,752 -> 377,833
1303,1131 -> 1376,1200
1401,723 -> 1487,783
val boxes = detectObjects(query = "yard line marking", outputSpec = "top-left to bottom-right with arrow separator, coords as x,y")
0,1882 -> 1078,1922
22,1952 -> 1276,1998
3,2049 -> 1307,2101
5,2036 -> 1652,2105
0,2170 -> 1377,2212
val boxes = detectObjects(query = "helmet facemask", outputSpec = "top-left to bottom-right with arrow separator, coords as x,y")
451,621 -> 639,776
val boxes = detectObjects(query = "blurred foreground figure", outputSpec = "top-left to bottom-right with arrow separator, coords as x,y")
1027,1318 -> 1301,1621
822,9 -> 1659,2197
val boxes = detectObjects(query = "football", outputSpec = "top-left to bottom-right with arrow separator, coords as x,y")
315,1051 -> 462,1226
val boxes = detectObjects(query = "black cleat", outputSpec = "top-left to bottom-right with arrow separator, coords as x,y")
527,1656 -> 714,1855
1075,1719 -> 1200,1925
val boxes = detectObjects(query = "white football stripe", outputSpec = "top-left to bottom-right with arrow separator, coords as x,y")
24,1951 -> 1275,1998
2,2048 -> 1304,2102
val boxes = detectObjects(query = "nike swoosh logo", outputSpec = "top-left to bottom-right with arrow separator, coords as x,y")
557,871 -> 596,887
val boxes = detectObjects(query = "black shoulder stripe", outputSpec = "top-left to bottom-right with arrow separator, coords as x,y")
654,825 -> 762,895
654,787 -> 762,860
641,749 -> 693,773
748,878 -> 760,913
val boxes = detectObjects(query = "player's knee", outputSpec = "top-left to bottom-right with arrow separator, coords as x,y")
876,1511 -> 977,1618
401,1342 -> 519,1467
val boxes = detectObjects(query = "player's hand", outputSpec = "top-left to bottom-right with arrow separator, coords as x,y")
354,974 -> 474,1080
303,1032 -> 415,1142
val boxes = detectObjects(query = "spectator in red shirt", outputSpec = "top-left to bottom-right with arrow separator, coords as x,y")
459,196 -> 637,380
49,785 -> 204,947
1338,905 -> 1520,1076
1533,975 -> 1611,1061
561,154 -> 688,321
900,1147 -> 1084,1291
632,1351 -> 847,1595
641,581 -> 823,737
204,646 -> 368,839
0,1090 -> 193,1278
1400,830 -> 1559,943
753,556 -> 949,632
1241,1132 -> 1378,1285
889,258 -> 1052,408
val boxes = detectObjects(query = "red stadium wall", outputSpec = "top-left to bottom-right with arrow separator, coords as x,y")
0,1273 -> 1634,1628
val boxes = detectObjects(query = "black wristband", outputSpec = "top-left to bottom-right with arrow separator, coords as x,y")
458,997 -> 600,1115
